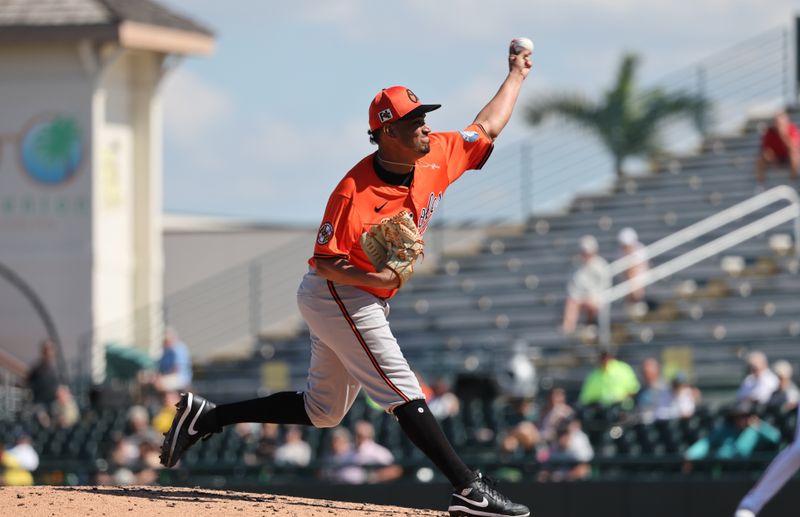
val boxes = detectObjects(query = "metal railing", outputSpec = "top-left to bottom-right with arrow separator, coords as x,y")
598,186 -> 800,346
0,350 -> 27,419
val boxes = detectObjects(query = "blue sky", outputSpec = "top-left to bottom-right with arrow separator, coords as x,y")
161,1 -> 795,225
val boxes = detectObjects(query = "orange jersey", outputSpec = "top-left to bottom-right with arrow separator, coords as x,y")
311,123 -> 494,299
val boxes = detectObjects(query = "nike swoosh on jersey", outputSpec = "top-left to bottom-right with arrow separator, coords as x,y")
374,202 -> 389,212
187,399 -> 207,436
452,493 -> 489,508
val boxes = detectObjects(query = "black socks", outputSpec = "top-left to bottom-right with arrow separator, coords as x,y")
393,399 -> 474,488
197,393 -> 473,489
196,391 -> 312,434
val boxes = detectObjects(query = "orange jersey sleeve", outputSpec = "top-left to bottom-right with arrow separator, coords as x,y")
429,123 -> 494,184
313,192 -> 362,260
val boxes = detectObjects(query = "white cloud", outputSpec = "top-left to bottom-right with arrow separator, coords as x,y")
163,68 -> 234,148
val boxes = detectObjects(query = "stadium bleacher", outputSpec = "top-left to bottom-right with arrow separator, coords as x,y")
2,110 -> 799,486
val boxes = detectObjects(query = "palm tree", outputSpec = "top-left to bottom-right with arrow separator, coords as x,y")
526,53 -> 709,178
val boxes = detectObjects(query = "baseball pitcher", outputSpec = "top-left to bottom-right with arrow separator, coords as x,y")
161,39 -> 533,517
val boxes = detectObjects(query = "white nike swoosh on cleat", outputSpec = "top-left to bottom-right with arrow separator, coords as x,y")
169,392 -> 193,462
187,400 -> 206,436
452,493 -> 489,507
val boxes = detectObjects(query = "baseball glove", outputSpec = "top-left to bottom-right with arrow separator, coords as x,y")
360,210 -> 424,287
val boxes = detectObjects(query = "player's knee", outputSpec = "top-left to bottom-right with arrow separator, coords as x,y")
310,410 -> 346,428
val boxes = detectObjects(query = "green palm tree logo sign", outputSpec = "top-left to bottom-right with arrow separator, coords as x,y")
20,115 -> 83,185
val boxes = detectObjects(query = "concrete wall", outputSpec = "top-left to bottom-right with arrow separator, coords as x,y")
0,42 -> 165,381
0,43 -> 94,375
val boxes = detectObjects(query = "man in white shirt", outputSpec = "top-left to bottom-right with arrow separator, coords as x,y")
561,235 -> 609,334
737,351 -> 780,405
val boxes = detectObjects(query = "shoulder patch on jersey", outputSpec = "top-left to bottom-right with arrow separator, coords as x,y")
317,222 -> 334,245
459,130 -> 479,142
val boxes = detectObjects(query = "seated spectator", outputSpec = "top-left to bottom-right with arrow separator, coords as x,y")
767,360 -> 800,411
428,377 -> 460,420
684,401 -> 781,466
274,425 -> 312,467
27,340 -> 59,405
322,428 -> 364,484
250,423 -> 280,465
635,357 -> 670,424
49,384 -> 80,429
352,421 -> 402,483
737,351 -> 780,405
134,440 -> 162,485
561,235 -> 609,334
500,398 -> 540,456
579,349 -> 640,407
537,419 -> 594,482
154,327 -> 192,393
151,391 -> 181,434
755,111 -> 799,186
653,371 -> 699,421
95,435 -> 141,485
617,227 -> 651,317
6,432 -> 38,472
414,370 -> 434,401
0,443 -> 33,486
126,405 -> 160,448
537,387 -> 574,444
27,340 -> 60,426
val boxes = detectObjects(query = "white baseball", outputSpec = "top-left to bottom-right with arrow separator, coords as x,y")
511,37 -> 534,54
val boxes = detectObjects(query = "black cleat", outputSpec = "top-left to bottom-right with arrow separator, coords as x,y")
159,392 -> 217,468
449,471 -> 530,517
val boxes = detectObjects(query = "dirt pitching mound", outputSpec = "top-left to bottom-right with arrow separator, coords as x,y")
4,485 -> 446,516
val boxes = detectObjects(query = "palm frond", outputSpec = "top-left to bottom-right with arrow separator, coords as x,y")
525,94 -> 598,126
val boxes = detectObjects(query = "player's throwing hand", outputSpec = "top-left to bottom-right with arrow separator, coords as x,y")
508,38 -> 533,78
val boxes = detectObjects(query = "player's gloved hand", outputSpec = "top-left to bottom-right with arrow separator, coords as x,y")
360,210 -> 424,288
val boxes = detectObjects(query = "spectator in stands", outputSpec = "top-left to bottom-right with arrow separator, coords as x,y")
126,405 -> 160,448
48,384 -> 79,429
253,423 -> 280,464
537,387 -> 575,444
151,391 -> 181,434
579,349 -> 640,407
561,235 -> 609,334
684,400 -> 781,467
0,443 -> 33,486
500,398 -> 540,457
653,371 -> 699,421
154,327 -> 192,393
27,340 -> 60,421
635,357 -> 670,424
767,360 -> 800,411
133,440 -> 162,485
737,351 -> 780,405
414,370 -> 434,401
95,435 -> 139,485
322,427 -> 365,484
353,420 -> 403,483
428,377 -> 460,420
755,111 -> 799,187
5,432 -> 38,472
537,418 -> 594,482
274,425 -> 312,467
617,228 -> 651,317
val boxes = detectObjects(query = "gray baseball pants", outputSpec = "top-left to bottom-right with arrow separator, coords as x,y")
296,269 -> 425,428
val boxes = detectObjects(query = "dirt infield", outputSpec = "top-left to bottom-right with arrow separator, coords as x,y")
3,485 -> 446,516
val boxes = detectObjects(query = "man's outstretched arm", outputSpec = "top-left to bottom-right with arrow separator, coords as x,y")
473,42 -> 533,140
